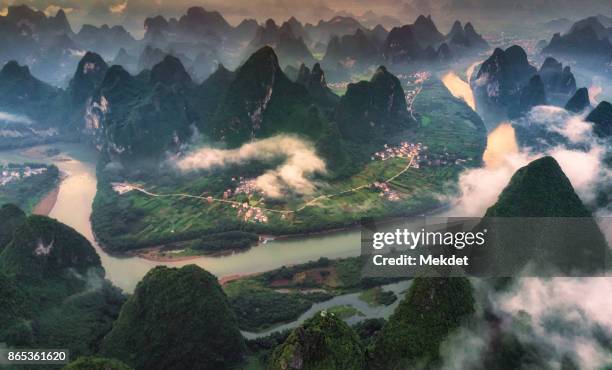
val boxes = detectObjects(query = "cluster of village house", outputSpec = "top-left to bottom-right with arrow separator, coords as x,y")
231,202 -> 269,223
372,141 -> 422,168
111,182 -> 136,195
0,165 -> 47,186
372,181 -> 400,201
224,177 -> 260,198
110,134 -> 471,224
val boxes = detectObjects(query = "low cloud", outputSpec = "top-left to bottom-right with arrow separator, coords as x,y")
497,278 -> 612,369
109,1 -> 127,14
174,135 -> 326,198
447,106 -> 610,216
0,111 -> 33,125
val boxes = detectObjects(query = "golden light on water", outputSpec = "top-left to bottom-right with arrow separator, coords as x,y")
441,72 -> 476,111
483,123 -> 519,168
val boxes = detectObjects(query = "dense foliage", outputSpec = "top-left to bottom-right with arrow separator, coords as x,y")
100,265 -> 246,370
269,311 -> 366,370
63,356 -> 133,370
0,209 -> 125,357
370,277 -> 475,369
477,156 -> 609,275
0,163 -> 59,212
0,203 -> 25,251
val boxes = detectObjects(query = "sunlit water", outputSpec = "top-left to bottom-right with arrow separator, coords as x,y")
441,72 -> 476,111
482,123 -> 519,168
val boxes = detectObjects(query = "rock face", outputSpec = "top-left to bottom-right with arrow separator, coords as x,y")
448,20 -> 488,49
0,61 -> 60,121
100,265 -> 246,370
150,55 -> 192,86
335,66 -> 409,141
138,45 -> 167,71
211,46 -> 325,146
323,29 -> 380,67
91,56 -> 196,163
248,19 -> 314,67
586,101 -> 612,137
542,17 -> 612,64
193,64 -> 235,130
371,278 -> 475,369
75,24 -> 136,59
232,18 -> 258,42
112,48 -> 137,72
269,311 -> 365,370
304,16 -> 365,44
564,87 -> 590,113
474,48 -> 581,116
381,16 -> 486,65
472,45 -> 537,116
143,6 -> 232,44
295,63 -> 339,107
517,75 -> 547,115
412,15 -> 445,47
538,57 -> 576,97
276,23 -> 315,66
69,52 -> 109,106
0,215 -> 101,279
464,22 -> 488,48
0,211 -> 124,356
383,25 -> 422,63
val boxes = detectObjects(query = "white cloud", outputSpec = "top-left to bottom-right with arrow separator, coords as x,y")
0,111 -> 33,125
109,1 -> 127,14
174,135 -> 326,198
447,106 -> 610,216
497,278 -> 612,369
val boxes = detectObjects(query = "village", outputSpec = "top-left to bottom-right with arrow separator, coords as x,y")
0,164 -> 49,186
109,132 -> 478,225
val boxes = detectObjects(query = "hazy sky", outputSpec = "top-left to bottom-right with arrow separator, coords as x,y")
1,0 -> 611,35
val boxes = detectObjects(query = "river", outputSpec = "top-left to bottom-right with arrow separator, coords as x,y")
1,63 -> 485,336
1,144 -> 363,292
242,280 -> 412,339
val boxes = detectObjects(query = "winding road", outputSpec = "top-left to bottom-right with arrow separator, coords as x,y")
119,155 -> 416,215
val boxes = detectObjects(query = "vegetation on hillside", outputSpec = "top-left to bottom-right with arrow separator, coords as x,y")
100,265 -> 246,370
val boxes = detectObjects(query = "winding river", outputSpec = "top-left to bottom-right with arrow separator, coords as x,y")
1,144 -> 363,292
1,64 -> 484,336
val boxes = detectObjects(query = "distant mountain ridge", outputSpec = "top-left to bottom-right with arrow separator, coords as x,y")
472,45 -> 580,117
542,16 -> 612,73
380,15 -> 488,66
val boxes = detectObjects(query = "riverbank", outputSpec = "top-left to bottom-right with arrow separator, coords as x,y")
32,186 -> 59,216
110,202 -> 451,263
32,172 -> 67,216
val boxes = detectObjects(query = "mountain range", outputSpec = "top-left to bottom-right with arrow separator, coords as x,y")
542,16 -> 612,73
0,5 -> 489,86
472,45 -> 581,118
381,15 -> 488,66
0,205 -> 125,356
